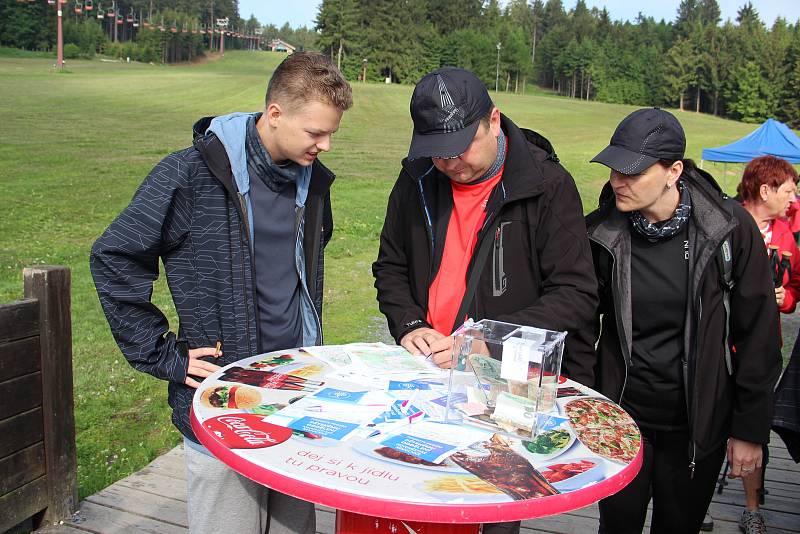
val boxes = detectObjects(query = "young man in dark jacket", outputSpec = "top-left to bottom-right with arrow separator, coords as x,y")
90,52 -> 352,534
372,67 -> 597,534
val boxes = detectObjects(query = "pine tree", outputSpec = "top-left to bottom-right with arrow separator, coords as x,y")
664,38 -> 695,110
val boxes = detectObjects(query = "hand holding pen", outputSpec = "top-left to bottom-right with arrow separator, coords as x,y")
184,340 -> 223,389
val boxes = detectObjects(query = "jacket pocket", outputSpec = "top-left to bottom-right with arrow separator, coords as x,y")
492,222 -> 511,296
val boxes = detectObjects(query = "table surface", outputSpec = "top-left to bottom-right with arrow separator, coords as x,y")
191,346 -> 642,524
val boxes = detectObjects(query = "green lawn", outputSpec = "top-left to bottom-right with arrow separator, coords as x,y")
0,49 -> 766,499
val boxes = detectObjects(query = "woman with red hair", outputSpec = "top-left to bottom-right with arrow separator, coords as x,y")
735,155 -> 800,533
739,156 -> 800,314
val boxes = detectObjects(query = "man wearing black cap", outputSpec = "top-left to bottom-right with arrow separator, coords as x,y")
372,67 -> 598,528
373,66 -> 596,369
572,108 -> 781,533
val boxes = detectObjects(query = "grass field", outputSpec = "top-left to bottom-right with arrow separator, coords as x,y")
0,49 -> 767,499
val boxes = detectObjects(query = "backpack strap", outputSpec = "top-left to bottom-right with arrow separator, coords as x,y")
717,235 -> 734,375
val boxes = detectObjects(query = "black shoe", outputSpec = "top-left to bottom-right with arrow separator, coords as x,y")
701,511 -> 715,531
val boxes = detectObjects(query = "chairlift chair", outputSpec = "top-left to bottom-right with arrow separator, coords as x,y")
170,22 -> 177,33
106,8 -> 114,17
47,0 -> 56,5
74,1 -> 82,14
115,13 -> 122,25
85,0 -> 92,11
96,5 -> 104,18
126,11 -> 133,23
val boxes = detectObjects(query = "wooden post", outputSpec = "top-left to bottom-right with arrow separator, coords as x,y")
23,266 -> 77,526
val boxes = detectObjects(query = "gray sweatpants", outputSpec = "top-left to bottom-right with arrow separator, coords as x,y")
184,443 -> 315,534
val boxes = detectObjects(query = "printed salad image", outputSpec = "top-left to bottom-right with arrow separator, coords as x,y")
523,429 -> 571,455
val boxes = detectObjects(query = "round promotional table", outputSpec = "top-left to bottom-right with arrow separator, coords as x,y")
191,347 -> 642,534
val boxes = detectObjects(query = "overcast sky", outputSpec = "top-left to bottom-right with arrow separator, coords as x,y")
239,0 -> 800,30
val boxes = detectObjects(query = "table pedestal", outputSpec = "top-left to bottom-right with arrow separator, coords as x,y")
335,510 -> 480,533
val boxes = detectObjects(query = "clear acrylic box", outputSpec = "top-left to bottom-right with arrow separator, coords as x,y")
444,319 -> 566,439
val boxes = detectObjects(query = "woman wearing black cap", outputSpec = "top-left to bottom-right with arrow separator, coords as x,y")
568,108 -> 782,533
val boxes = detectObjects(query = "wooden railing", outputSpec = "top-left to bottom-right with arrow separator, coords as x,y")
0,266 -> 77,532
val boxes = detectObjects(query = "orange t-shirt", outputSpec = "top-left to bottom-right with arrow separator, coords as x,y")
426,168 -> 504,334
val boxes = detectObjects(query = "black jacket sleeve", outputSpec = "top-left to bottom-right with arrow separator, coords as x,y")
728,203 -> 782,444
89,153 -> 193,384
496,168 -> 599,384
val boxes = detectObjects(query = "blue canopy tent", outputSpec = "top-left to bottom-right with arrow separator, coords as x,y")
700,118 -> 800,190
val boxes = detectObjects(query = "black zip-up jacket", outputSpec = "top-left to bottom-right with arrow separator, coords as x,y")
571,167 -> 782,462
90,117 -> 334,442
372,115 -> 597,372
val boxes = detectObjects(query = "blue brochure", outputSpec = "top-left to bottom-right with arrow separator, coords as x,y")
313,388 -> 368,404
287,416 -> 360,440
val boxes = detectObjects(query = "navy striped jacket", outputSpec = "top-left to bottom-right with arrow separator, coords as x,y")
90,117 -> 334,441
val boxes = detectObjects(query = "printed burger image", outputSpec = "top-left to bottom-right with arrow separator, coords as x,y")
200,385 -> 262,409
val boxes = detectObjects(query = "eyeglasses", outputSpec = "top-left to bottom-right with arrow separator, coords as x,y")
434,153 -> 464,161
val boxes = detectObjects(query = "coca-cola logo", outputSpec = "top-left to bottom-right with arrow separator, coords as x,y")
204,414 -> 292,449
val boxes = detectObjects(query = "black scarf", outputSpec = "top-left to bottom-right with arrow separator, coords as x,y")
246,113 -> 303,192
629,181 -> 691,242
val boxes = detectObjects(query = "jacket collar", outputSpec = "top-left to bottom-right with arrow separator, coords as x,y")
191,116 -> 336,198
400,114 -> 556,205
587,166 -> 736,250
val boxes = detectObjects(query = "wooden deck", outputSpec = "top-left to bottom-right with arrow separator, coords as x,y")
34,433 -> 799,534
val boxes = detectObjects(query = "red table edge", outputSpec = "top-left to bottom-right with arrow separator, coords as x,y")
190,408 -> 643,524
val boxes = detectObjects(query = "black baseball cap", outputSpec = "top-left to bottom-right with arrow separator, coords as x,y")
408,67 -> 494,160
591,108 -> 686,175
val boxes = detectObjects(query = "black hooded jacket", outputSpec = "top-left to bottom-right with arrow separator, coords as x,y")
570,166 -> 782,462
372,115 -> 598,371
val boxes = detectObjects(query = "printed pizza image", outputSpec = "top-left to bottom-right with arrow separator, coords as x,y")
565,398 -> 640,464
200,385 -> 261,409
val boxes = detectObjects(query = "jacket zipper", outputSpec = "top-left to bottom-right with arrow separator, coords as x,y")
295,206 -> 323,345
238,192 -> 258,356
416,177 -> 436,289
588,236 -> 630,404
